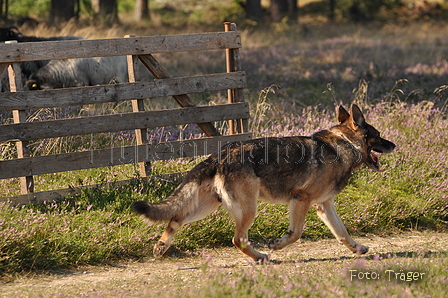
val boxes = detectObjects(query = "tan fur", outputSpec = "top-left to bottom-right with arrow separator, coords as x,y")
131,104 -> 395,261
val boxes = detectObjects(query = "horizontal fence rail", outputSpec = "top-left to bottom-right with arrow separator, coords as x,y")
0,72 -> 246,110
0,31 -> 241,62
0,134 -> 252,179
0,103 -> 249,142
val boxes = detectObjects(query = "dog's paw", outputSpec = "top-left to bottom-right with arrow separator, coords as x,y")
354,244 -> 369,254
254,253 -> 269,263
268,238 -> 283,250
153,240 -> 169,258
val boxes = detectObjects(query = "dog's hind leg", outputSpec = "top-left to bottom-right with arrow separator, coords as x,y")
154,201 -> 221,257
314,197 -> 369,254
268,193 -> 311,251
220,176 -> 267,261
153,219 -> 182,257
230,203 -> 268,261
153,180 -> 221,258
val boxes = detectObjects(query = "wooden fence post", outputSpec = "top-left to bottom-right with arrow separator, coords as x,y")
224,22 -> 248,134
125,35 -> 152,177
6,41 -> 34,194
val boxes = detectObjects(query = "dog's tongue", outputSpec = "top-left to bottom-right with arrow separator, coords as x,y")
371,152 -> 385,172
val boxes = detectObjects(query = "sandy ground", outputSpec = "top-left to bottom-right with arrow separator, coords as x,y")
1,231 -> 447,297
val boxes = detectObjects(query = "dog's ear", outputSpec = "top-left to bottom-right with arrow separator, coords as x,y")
350,104 -> 366,128
337,105 -> 350,124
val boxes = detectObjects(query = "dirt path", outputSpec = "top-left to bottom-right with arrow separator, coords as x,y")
1,231 -> 447,297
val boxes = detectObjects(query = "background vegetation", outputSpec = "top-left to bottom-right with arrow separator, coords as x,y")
3,0 -> 448,27
0,1 -> 446,292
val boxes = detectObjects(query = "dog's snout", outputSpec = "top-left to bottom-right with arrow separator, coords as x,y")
390,142 -> 396,150
381,139 -> 395,153
372,139 -> 395,154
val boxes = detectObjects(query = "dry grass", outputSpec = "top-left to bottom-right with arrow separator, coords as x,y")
15,17 -> 448,109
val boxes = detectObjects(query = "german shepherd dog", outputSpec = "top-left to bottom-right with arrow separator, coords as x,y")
131,104 -> 395,261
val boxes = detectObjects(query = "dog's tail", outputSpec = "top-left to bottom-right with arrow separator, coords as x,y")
131,194 -> 187,223
131,159 -> 217,223
131,181 -> 200,223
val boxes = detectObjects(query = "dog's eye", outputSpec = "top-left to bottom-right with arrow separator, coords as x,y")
373,130 -> 380,138
367,127 -> 380,138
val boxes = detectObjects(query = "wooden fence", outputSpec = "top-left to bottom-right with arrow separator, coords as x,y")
0,22 -> 251,204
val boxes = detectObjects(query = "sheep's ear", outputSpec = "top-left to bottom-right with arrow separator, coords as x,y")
350,104 -> 366,128
337,105 -> 350,124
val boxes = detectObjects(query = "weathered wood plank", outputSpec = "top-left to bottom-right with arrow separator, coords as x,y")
225,23 -> 236,135
224,22 -> 248,135
0,103 -> 249,142
0,31 -> 242,63
0,134 -> 252,180
0,72 -> 247,111
126,34 -> 152,177
7,50 -> 35,194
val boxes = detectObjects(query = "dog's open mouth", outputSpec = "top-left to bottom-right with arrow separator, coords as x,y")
368,150 -> 385,172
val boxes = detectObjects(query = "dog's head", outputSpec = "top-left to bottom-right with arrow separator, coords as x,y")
337,104 -> 395,171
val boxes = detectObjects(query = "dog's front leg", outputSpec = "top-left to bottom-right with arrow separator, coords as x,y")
268,195 -> 311,251
314,198 -> 369,254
